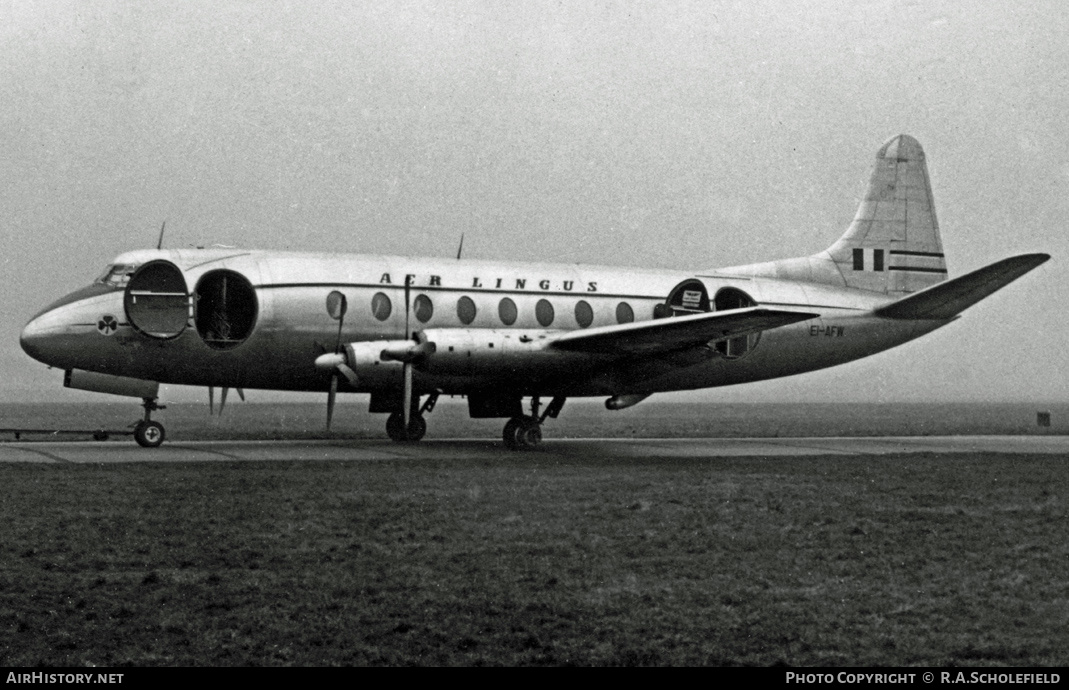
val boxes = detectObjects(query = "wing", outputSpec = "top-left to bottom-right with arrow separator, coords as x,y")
875,253 -> 1050,320
549,307 -> 819,355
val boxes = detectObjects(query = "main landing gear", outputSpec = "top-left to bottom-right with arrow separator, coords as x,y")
503,396 -> 565,450
385,392 -> 438,443
132,397 -> 166,448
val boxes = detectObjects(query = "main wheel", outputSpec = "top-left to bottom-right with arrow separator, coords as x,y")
503,416 -> 541,450
134,420 -> 165,448
406,414 -> 427,442
386,412 -> 426,443
519,417 -> 542,447
502,417 -> 524,449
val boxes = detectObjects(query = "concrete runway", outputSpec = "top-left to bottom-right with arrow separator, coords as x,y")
1,435 -> 1067,463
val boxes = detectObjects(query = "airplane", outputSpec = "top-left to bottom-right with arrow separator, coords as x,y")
19,134 -> 1049,449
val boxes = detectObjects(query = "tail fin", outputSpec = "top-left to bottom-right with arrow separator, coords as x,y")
821,134 -> 947,294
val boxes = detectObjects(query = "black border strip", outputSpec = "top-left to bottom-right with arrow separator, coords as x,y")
888,266 -> 948,274
888,250 -> 945,258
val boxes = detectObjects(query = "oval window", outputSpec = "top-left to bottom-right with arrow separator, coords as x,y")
713,287 -> 760,359
371,292 -> 392,321
498,297 -> 517,326
536,299 -> 555,327
575,300 -> 593,328
124,261 -> 189,339
194,269 -> 258,350
457,296 -> 476,325
414,294 -> 433,323
616,302 -> 634,324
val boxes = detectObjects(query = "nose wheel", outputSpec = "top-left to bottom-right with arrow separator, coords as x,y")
134,420 -> 166,448
132,397 -> 167,448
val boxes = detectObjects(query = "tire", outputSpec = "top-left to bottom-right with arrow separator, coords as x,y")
502,417 -> 523,449
134,421 -> 165,448
386,412 -> 426,442
520,418 -> 542,447
386,412 -> 406,442
406,414 -> 427,442
504,416 -> 541,450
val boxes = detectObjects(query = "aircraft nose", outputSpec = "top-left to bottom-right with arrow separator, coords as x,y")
21,283 -> 123,368
20,312 -> 57,364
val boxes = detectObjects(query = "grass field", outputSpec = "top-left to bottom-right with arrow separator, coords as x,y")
1,437 -> 1067,665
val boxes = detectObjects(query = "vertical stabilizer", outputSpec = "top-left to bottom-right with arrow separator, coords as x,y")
822,134 -> 947,294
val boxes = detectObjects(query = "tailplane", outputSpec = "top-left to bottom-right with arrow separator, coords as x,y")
874,253 -> 1049,319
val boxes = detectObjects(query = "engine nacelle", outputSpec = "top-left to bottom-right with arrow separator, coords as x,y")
416,328 -> 591,377
338,340 -> 410,387
338,329 -> 596,383
64,369 -> 160,398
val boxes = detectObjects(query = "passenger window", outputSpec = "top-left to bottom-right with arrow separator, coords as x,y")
575,300 -> 593,328
414,294 -> 433,323
498,298 -> 517,325
371,292 -> 392,321
536,299 -> 555,327
457,296 -> 476,325
616,302 -> 634,324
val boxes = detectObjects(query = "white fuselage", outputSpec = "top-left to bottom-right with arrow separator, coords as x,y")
20,248 -> 945,398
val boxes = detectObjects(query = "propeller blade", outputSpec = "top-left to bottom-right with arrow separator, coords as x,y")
323,290 -> 350,431
379,340 -> 435,363
219,387 -> 229,415
236,388 -> 245,402
337,363 -> 359,385
404,275 -> 412,339
326,373 -> 338,430
208,386 -> 214,415
402,361 -> 413,436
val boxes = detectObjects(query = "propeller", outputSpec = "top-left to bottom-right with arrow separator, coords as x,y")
319,291 -> 358,430
377,276 -> 438,438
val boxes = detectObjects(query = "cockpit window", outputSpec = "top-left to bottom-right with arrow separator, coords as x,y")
96,264 -> 139,287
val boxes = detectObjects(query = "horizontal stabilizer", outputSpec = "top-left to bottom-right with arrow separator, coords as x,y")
550,307 -> 818,355
875,253 -> 1050,320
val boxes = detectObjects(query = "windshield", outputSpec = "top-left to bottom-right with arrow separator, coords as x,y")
95,264 -> 139,287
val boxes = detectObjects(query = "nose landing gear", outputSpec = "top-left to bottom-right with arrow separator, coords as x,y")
132,397 -> 166,448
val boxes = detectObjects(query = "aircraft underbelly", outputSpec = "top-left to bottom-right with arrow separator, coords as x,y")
623,316 -> 943,394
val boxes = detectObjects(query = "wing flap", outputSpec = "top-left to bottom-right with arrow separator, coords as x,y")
549,307 -> 818,355
875,253 -> 1050,320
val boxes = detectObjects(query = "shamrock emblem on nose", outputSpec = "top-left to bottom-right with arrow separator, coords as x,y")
97,315 -> 118,336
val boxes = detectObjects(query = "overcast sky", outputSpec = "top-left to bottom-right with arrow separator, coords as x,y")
2,0 -> 1065,405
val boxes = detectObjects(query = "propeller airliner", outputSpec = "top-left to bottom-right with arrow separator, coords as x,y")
20,135 -> 1049,448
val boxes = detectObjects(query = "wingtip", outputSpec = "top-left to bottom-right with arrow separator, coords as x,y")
1007,252 -> 1051,270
